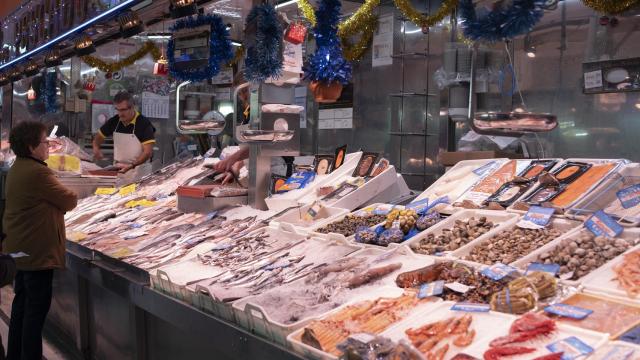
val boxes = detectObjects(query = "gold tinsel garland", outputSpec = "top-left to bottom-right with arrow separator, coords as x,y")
297,0 -> 380,60
580,0 -> 640,14
341,14 -> 378,61
297,0 -> 317,27
228,46 -> 245,67
337,0 -> 380,38
81,41 -> 161,73
393,0 -> 457,28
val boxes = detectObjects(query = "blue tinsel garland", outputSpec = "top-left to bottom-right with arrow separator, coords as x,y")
244,4 -> 283,82
168,14 -> 234,82
303,0 -> 352,85
459,0 -> 546,42
41,71 -> 58,114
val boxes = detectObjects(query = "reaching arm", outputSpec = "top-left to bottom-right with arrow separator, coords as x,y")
214,144 -> 250,173
92,133 -> 105,160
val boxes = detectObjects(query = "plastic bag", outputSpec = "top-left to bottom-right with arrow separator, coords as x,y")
490,271 -> 556,314
48,136 -> 92,161
354,226 -> 377,244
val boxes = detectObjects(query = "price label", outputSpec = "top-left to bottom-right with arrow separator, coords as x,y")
95,187 -> 117,196
450,302 -> 490,312
445,282 -> 473,294
620,324 -> 640,345
617,184 -> 640,209
517,206 -> 555,229
544,304 -> 593,320
473,161 -> 498,176
118,183 -> 137,196
9,252 -> 29,258
526,263 -> 561,275
481,263 -> 518,281
546,336 -> 594,360
125,199 -> 156,208
110,247 -> 133,259
584,70 -> 603,90
406,198 -> 430,213
585,210 -> 623,238
418,281 -> 444,298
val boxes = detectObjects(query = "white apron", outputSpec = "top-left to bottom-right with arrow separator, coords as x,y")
113,120 -> 152,184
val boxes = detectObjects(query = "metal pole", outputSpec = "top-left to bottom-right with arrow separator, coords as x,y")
467,44 -> 478,125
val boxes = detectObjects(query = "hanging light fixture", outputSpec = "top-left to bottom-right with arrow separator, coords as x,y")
45,48 -> 62,67
170,0 -> 197,19
74,35 -> 96,56
0,72 -> 9,86
119,11 -> 145,38
10,67 -> 23,81
24,59 -> 40,77
27,85 -> 36,100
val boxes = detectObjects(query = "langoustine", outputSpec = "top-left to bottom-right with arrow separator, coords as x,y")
405,315 -> 475,358
613,249 -> 640,298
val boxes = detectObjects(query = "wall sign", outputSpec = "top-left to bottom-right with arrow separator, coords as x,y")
583,57 -> 640,94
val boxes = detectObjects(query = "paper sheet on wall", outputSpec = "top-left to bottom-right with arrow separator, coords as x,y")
91,102 -> 116,134
372,15 -> 394,67
318,108 -> 353,129
141,92 -> 169,119
140,77 -> 171,119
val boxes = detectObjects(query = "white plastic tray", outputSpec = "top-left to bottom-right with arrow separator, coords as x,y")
567,163 -> 640,226
151,223 -> 311,317
512,227 -> 640,287
307,203 -> 392,243
235,285 -> 405,348
269,204 -> 350,233
588,340 -> 640,359
404,209 -> 520,257
581,244 -> 640,303
232,245 -> 434,346
453,159 -> 535,208
413,158 -> 509,214
208,235 -> 362,325
322,165 -> 400,212
287,292 -> 442,360
378,300 -> 608,360
265,151 -> 363,211
508,159 -> 626,215
380,301 -> 516,360
451,217 -> 580,266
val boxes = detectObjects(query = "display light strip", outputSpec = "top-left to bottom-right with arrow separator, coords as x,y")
0,0 -> 140,72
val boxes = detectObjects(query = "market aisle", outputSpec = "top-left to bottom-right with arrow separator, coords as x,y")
0,287 -> 71,360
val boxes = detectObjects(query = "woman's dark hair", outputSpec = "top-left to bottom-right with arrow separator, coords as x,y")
9,121 -> 47,157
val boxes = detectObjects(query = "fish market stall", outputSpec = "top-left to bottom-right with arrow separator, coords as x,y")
3,0 -> 640,358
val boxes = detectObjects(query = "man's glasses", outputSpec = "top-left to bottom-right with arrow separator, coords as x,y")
115,106 -> 132,112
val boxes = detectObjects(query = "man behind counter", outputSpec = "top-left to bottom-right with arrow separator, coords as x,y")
92,91 -> 155,179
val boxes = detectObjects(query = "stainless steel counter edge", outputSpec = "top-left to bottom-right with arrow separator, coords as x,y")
65,240 -> 304,360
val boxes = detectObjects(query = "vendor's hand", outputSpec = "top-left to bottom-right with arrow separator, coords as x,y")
214,157 -> 233,173
118,164 -> 134,173
93,148 -> 104,161
221,171 -> 234,185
